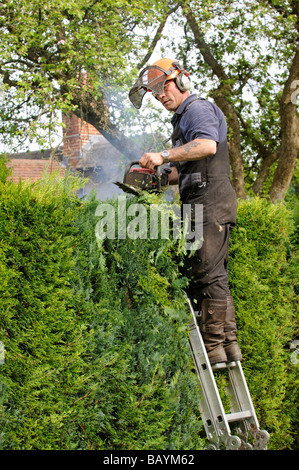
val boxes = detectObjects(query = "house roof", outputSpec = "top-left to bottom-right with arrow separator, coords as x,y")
5,132 -> 125,200
8,148 -> 63,161
7,149 -> 66,183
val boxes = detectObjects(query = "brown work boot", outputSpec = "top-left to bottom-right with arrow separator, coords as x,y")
224,296 -> 242,362
201,299 -> 228,364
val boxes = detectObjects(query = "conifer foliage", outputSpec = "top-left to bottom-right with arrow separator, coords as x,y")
0,164 -> 297,449
0,167 -> 203,450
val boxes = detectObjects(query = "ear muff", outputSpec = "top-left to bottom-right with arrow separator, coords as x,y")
171,62 -> 191,92
175,73 -> 191,92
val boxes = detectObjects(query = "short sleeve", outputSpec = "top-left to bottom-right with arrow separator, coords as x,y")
180,100 -> 225,143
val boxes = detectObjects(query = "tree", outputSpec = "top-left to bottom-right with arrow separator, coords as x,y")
0,0 -> 298,201
0,0 -> 160,157
174,0 -> 299,201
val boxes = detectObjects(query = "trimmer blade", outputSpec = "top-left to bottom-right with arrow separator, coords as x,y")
114,181 -> 143,196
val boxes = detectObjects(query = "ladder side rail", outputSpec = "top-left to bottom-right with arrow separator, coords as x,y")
187,299 -> 232,447
188,325 -> 230,445
227,362 -> 260,429
185,295 -> 270,450
227,363 -> 270,449
188,337 -> 221,446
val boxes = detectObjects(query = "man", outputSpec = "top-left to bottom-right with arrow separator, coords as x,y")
129,58 -> 242,365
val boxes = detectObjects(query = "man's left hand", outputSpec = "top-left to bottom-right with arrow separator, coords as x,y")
139,152 -> 164,170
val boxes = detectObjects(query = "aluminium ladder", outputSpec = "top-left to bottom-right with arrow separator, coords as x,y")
186,296 -> 270,450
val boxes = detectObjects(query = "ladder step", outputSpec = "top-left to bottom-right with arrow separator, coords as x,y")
226,410 -> 253,422
212,361 -> 237,370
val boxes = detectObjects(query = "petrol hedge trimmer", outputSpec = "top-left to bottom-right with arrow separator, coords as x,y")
115,160 -> 171,196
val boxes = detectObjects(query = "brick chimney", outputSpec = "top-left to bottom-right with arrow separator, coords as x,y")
62,113 -> 101,169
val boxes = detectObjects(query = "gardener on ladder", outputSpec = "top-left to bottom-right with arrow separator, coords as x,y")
129,58 -> 242,365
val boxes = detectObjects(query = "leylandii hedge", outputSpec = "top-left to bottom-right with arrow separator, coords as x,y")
0,163 -> 297,450
0,168 -> 203,450
228,198 -> 298,449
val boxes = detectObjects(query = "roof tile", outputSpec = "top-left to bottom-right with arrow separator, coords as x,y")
7,159 -> 66,183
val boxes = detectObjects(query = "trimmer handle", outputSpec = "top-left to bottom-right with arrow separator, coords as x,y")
124,160 -> 163,192
123,160 -> 140,182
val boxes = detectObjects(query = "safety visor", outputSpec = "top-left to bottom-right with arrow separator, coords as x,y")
129,65 -> 177,109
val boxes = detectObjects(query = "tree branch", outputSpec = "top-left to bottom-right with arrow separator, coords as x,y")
269,45 -> 299,201
137,4 -> 180,70
265,0 -> 289,17
181,2 -> 245,198
180,3 -> 228,81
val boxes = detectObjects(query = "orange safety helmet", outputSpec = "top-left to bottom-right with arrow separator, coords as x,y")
129,58 -> 191,109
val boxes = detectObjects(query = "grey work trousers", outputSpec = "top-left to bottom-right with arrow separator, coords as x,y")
181,203 -> 233,309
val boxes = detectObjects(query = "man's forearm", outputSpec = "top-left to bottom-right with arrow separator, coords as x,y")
169,138 -> 217,162
139,138 -> 217,171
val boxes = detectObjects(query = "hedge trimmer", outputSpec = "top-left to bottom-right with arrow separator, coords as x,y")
115,160 -> 171,196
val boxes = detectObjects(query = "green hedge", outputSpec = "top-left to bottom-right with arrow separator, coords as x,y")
0,169 -> 203,450
0,163 -> 297,450
229,198 -> 298,449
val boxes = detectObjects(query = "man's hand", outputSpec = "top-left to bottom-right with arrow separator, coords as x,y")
139,152 -> 164,170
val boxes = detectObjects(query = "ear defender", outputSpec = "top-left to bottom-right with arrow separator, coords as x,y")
172,61 -> 191,92
175,73 -> 191,92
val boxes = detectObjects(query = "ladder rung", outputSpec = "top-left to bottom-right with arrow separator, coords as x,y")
212,361 -> 237,370
226,410 -> 253,422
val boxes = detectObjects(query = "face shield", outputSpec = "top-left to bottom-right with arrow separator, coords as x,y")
129,65 -> 178,109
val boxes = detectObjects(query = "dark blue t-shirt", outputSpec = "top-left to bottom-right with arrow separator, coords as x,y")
171,94 -> 227,145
